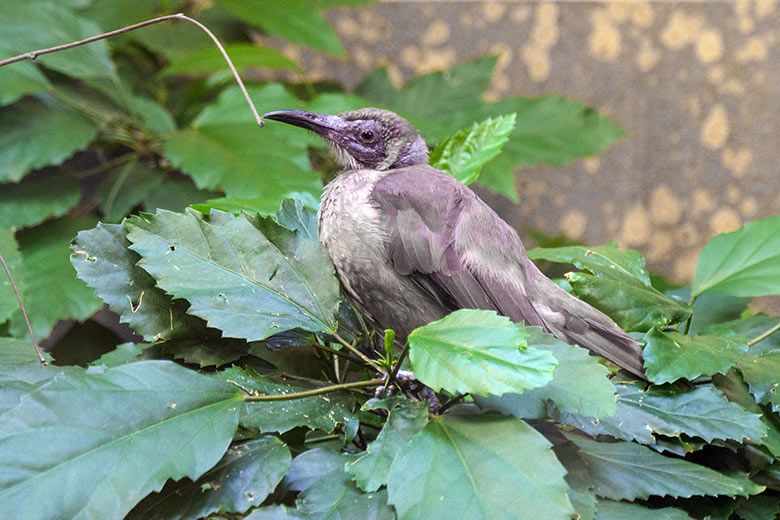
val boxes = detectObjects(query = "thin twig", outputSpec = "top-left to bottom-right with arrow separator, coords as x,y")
242,379 -> 382,402
437,394 -> 467,415
0,13 -> 263,128
682,294 -> 697,335
384,340 -> 410,393
330,330 -> 383,372
0,252 -> 46,365
748,322 -> 780,347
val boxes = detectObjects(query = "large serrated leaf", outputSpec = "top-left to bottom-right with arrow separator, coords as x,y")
408,310 -> 557,397
218,366 -> 358,435
570,435 -> 764,500
530,242 -> 690,331
0,169 -> 81,229
0,228 -> 23,324
387,412 -> 574,520
0,98 -> 100,183
643,328 -> 748,384
0,1 -> 117,81
475,327 -> 616,420
705,314 -> 780,355
128,437 -> 291,520
594,499 -> 694,520
529,242 -> 652,285
163,84 -> 322,208
736,351 -> 780,407
430,114 -> 516,185
125,208 -> 339,341
693,216 -> 780,298
346,398 -> 430,492
163,43 -> 300,76
248,448 -> 395,520
0,361 -> 242,520
217,0 -> 369,58
0,52 -> 51,107
71,222 -> 206,342
10,217 -> 102,340
558,383 -> 766,444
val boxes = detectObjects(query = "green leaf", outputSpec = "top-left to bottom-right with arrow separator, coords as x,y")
643,328 -> 749,384
0,337 -> 52,365
128,437 -> 291,520
90,342 -> 145,367
0,98 -> 100,182
356,57 -> 626,198
191,192 -> 320,218
693,215 -> 780,297
706,314 -> 780,355
163,43 -> 300,76
529,243 -> 690,332
256,448 -> 395,520
430,114 -> 516,185
0,360 -> 242,519
219,366 -> 358,435
734,494 -> 780,520
736,350 -> 780,407
125,208 -> 339,341
387,412 -> 574,520
355,57 -> 499,142
475,327 -> 616,419
0,52 -> 51,107
346,398 -> 430,492
0,229 -> 23,324
163,84 -> 322,208
566,272 -> 692,332
0,169 -> 81,229
529,242 -> 652,285
97,159 -> 164,223
569,435 -> 764,500
558,383 -> 766,444
71,222 -> 206,342
0,1 -> 117,81
408,310 -> 557,397
159,339 -> 250,369
10,217 -> 102,340
218,0 -> 368,58
594,500 -> 694,520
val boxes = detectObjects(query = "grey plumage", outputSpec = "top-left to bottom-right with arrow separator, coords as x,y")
263,107 -> 646,379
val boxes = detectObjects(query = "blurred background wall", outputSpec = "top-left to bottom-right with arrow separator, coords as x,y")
257,0 -> 780,285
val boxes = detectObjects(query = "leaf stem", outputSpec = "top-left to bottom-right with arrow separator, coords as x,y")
384,340 -> 410,392
437,393 -> 467,414
682,294 -> 697,335
748,321 -> 780,347
0,13 -> 264,128
0,252 -> 46,365
331,329 -> 382,372
242,379 -> 382,402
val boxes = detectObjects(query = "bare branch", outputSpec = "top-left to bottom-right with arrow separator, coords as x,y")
0,13 -> 264,127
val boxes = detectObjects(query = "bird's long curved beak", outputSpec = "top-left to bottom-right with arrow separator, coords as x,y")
262,110 -> 346,141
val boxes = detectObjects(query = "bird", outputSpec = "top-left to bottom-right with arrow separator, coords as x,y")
263,107 -> 646,379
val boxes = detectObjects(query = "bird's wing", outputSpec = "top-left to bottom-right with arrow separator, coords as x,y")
371,165 -> 646,379
370,165 -> 547,328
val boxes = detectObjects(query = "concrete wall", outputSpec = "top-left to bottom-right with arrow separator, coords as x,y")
264,1 -> 780,284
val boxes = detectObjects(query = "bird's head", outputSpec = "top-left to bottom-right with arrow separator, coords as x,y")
263,107 -> 428,171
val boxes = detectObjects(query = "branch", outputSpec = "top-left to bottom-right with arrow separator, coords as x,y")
330,329 -> 383,372
0,252 -> 46,365
0,13 -> 263,128
748,321 -> 780,347
242,378 -> 382,402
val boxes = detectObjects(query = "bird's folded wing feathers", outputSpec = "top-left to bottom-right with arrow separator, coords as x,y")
371,165 -> 647,380
371,166 -> 546,327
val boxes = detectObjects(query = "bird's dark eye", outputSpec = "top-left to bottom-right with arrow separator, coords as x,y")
360,130 -> 375,143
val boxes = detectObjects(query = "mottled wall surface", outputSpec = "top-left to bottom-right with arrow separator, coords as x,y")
266,1 -> 780,283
